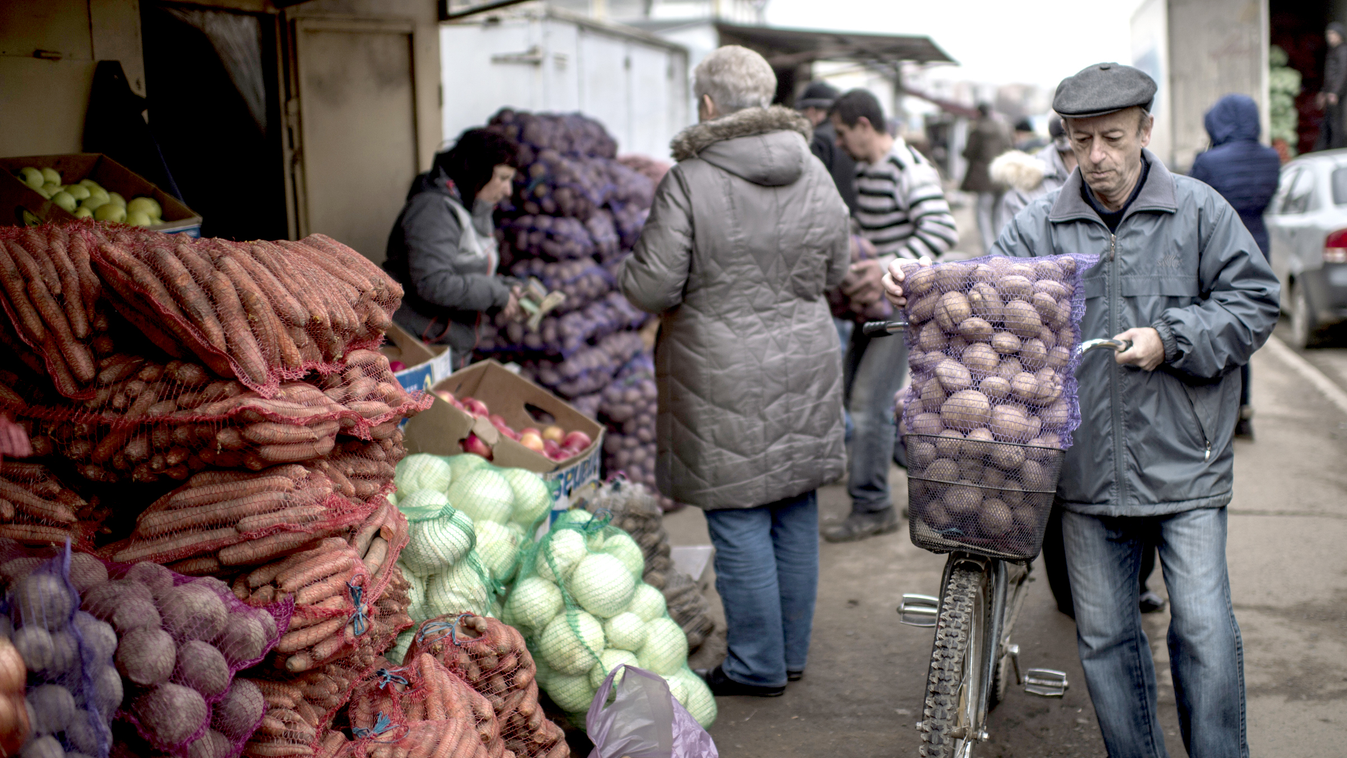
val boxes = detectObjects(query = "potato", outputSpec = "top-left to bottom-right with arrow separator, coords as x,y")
211,679 -> 264,740
907,440 -> 938,468
919,376 -> 947,407
1033,292 -> 1069,329
989,439 -> 1027,470
214,614 -> 267,665
947,335 -> 970,358
958,457 -> 986,483
1012,504 -> 1041,531
905,265 -> 938,297
982,465 -> 1008,489
1011,372 -> 1048,405
910,412 -> 944,436
1039,398 -> 1070,427
1000,481 -> 1027,507
962,344 -> 999,376
934,291 -> 972,333
1002,300 -> 1043,338
116,627 -> 176,686
1028,433 -> 1063,461
44,631 -> 78,678
133,683 -> 208,746
979,500 -> 1015,537
965,427 -> 995,448
187,730 -> 232,758
173,641 -> 229,698
935,262 -> 971,290
1046,345 -> 1071,370
967,282 -> 1003,321
943,483 -> 984,515
19,735 -> 62,758
67,554 -> 108,595
941,390 -> 992,431
969,263 -> 996,284
64,709 -> 102,755
996,275 -> 1034,301
924,458 -> 959,483
13,573 -> 74,632
82,581 -> 159,634
159,582 -> 227,642
13,626 -> 54,674
126,562 -> 176,599
1019,338 -> 1048,371
990,405 -> 1034,442
909,292 -> 939,325
1020,459 -> 1055,491
1036,325 -> 1058,350
991,330 -> 1021,356
1034,259 -> 1065,281
71,612 -> 117,663
935,359 -> 973,392
980,375 -> 1011,401
994,356 -> 1023,382
1034,278 -> 1068,299
26,684 -> 75,735
921,501 -> 953,529
1058,255 -> 1078,276
917,322 -> 947,352
0,558 -> 42,589
958,317 -> 993,343
934,430 -> 965,458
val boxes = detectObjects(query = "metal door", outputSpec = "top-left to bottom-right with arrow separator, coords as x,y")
291,17 -> 419,265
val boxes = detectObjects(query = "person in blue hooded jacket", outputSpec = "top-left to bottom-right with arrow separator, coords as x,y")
1190,94 -> 1282,439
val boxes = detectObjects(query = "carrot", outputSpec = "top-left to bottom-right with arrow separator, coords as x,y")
45,233 -> 89,339
166,554 -> 221,576
219,528 -> 321,566
113,526 -> 237,563
241,422 -> 321,446
318,463 -> 356,499
238,504 -> 328,534
252,242 -> 339,357
136,491 -> 296,537
66,232 -> 101,316
0,481 -> 76,523
245,537 -> 345,588
251,437 -> 336,464
362,537 -> 389,577
276,615 -> 346,653
307,629 -> 350,662
204,269 -> 269,386
166,475 -> 296,510
294,571 -> 353,605
218,254 -> 283,367
15,229 -> 61,295
288,239 -> 376,297
153,244 -> 228,353
94,243 -> 190,322
242,740 -> 311,757
276,553 -> 356,594
235,247 -> 306,326
21,268 -> 93,383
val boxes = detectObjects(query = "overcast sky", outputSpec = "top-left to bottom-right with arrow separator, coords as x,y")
764,0 -> 1148,91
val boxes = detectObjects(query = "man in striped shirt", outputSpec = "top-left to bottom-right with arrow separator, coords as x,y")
821,88 -> 959,543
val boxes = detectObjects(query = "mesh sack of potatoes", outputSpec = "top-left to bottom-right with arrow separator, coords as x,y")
897,254 -> 1095,560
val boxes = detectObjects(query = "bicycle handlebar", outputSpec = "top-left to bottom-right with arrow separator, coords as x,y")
861,320 -> 908,337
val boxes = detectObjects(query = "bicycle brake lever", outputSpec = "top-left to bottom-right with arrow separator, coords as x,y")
861,320 -> 909,337
1077,338 -> 1132,357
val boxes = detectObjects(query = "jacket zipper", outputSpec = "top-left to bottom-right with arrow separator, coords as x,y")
1108,233 -> 1126,506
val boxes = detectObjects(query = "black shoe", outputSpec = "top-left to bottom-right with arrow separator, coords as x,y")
822,509 -> 900,543
698,665 -> 785,697
1234,418 -> 1254,441
1139,591 -> 1166,614
787,669 -> 804,682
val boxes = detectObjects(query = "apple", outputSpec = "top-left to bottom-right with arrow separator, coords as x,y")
462,397 -> 490,418
541,426 -> 565,443
500,426 -> 521,441
521,427 -> 540,438
127,196 -> 161,219
41,182 -> 61,197
388,360 -> 406,371
40,168 -> 61,185
73,207 -> 93,219
86,186 -> 109,205
51,191 -> 77,213
65,185 -> 90,201
127,210 -> 154,227
543,439 -> 563,458
519,432 -> 545,453
434,390 -> 455,404
488,413 -> 509,429
94,204 -> 126,223
80,194 -> 108,212
562,431 -> 592,450
106,192 -> 127,209
461,433 -> 493,459
17,168 -> 44,190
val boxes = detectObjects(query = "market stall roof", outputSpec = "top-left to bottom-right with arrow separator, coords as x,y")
714,23 -> 956,68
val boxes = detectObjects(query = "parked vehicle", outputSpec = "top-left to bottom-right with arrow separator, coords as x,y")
1265,149 -> 1347,347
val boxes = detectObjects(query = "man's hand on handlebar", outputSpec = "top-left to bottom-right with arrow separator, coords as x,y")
881,256 -> 933,308
1113,327 -> 1164,371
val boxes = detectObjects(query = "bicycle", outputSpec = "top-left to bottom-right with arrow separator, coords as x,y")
862,320 -> 1128,758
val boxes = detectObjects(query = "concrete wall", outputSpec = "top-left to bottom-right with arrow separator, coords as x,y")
1132,0 -> 1173,167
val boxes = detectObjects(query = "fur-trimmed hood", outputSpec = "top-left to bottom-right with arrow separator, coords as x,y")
670,106 -> 814,187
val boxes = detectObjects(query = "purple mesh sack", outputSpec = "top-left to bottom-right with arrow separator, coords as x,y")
897,253 -> 1097,560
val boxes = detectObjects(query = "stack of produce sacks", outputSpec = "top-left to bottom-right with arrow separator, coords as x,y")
0,220 -> 432,757
578,481 -> 714,653
501,511 -> 716,728
594,356 -> 658,499
895,254 -> 1094,560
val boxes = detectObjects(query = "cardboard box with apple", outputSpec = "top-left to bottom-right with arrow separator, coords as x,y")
381,322 -> 457,393
1,154 -> 202,234
402,360 -> 604,502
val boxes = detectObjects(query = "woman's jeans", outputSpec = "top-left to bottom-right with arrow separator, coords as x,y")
703,491 -> 819,688
843,327 -> 907,514
1062,508 -> 1248,758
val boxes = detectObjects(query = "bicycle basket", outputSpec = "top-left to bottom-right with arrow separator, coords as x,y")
903,433 -> 1063,560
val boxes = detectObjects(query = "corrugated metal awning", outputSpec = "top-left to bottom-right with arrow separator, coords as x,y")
714,22 -> 955,68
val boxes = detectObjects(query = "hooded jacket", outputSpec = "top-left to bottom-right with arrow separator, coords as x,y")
991,144 -> 1073,233
993,151 -> 1280,516
1189,94 -> 1282,255
618,106 -> 850,510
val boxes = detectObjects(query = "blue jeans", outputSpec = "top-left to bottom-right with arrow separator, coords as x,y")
843,326 -> 907,513
703,491 -> 819,687
1062,508 -> 1247,758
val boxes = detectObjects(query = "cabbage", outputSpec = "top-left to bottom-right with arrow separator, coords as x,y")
397,490 -> 451,521
502,468 -> 552,527
665,673 -> 688,706
425,559 -> 491,616
534,529 -> 588,584
546,672 -> 597,714
539,610 -> 605,676
394,454 -> 453,496
448,453 -> 490,482
627,582 -> 667,622
449,469 -> 515,524
401,566 -> 428,621
475,520 -> 521,581
602,612 -> 647,652
635,617 -> 686,676
534,655 -> 556,690
668,667 -> 716,728
590,531 -> 644,578
386,629 -> 416,666
554,510 -> 592,529
588,649 -> 638,690
401,509 -> 476,576
504,577 -> 563,632
567,553 -> 635,619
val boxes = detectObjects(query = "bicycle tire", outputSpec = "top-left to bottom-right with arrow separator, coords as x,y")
919,566 -> 992,758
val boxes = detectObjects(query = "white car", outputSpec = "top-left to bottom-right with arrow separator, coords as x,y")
1265,149 -> 1347,347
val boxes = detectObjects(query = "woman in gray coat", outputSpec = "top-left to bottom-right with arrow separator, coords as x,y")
619,46 -> 849,697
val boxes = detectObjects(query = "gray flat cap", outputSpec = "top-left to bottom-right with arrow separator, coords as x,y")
1053,63 -> 1157,118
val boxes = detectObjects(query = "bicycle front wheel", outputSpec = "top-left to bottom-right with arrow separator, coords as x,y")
918,565 -> 993,758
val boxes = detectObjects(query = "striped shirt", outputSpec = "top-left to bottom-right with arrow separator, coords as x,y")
854,139 -> 959,261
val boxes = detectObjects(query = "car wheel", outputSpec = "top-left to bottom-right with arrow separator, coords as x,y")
1288,279 -> 1320,350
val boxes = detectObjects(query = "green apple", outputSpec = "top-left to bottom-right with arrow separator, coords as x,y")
106,192 -> 126,208
78,179 -> 101,190
127,196 -> 161,218
85,186 -> 109,205
51,191 -> 78,213
41,182 -> 61,196
94,204 -> 126,223
80,195 -> 108,212
126,210 -> 153,227
74,207 -> 94,219
17,168 -> 44,189
33,186 -> 51,199
40,168 -> 61,185
65,185 -> 90,201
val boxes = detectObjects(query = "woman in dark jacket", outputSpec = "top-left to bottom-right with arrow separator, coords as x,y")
384,129 -> 521,367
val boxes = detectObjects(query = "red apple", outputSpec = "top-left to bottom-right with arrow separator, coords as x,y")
562,431 -> 592,450
389,360 -> 407,371
489,413 -> 510,430
461,433 -> 493,459
434,390 -> 456,404
542,439 -> 563,458
541,425 -> 565,443
521,427 -> 541,437
500,426 -> 521,441
463,397 -> 490,417
519,432 -> 545,453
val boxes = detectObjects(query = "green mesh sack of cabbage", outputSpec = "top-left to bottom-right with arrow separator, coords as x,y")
501,509 -> 717,729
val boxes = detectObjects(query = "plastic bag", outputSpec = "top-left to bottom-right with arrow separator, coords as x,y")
586,665 -> 718,758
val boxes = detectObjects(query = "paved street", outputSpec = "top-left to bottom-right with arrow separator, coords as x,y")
665,323 -> 1347,756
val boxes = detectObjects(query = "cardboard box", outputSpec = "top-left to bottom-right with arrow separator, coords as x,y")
381,322 -> 456,393
1,154 -> 202,235
402,360 -> 604,501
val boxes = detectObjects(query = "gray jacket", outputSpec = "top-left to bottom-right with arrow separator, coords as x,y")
384,170 -> 511,353
619,106 -> 849,510
992,151 -> 1280,516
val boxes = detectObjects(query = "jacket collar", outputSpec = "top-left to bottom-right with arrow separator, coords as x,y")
670,106 -> 812,162
1049,148 -> 1177,225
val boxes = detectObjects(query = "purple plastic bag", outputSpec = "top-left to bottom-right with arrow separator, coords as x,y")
586,665 -> 718,758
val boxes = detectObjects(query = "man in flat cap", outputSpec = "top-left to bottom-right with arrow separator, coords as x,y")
883,63 -> 1279,757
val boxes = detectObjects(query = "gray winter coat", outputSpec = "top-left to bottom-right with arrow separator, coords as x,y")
618,106 -> 850,510
992,151 -> 1280,516
996,144 -> 1072,232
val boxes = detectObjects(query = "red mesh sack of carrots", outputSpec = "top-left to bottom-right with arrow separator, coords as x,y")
348,652 -> 504,758
83,225 -> 401,397
403,614 -> 566,758
314,436 -> 405,506
0,460 -> 104,548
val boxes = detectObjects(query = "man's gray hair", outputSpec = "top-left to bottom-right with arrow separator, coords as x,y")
693,46 -> 777,115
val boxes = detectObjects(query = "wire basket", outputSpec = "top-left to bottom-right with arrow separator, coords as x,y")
903,433 -> 1064,560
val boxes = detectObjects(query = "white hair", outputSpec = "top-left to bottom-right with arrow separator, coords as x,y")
693,46 -> 776,115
